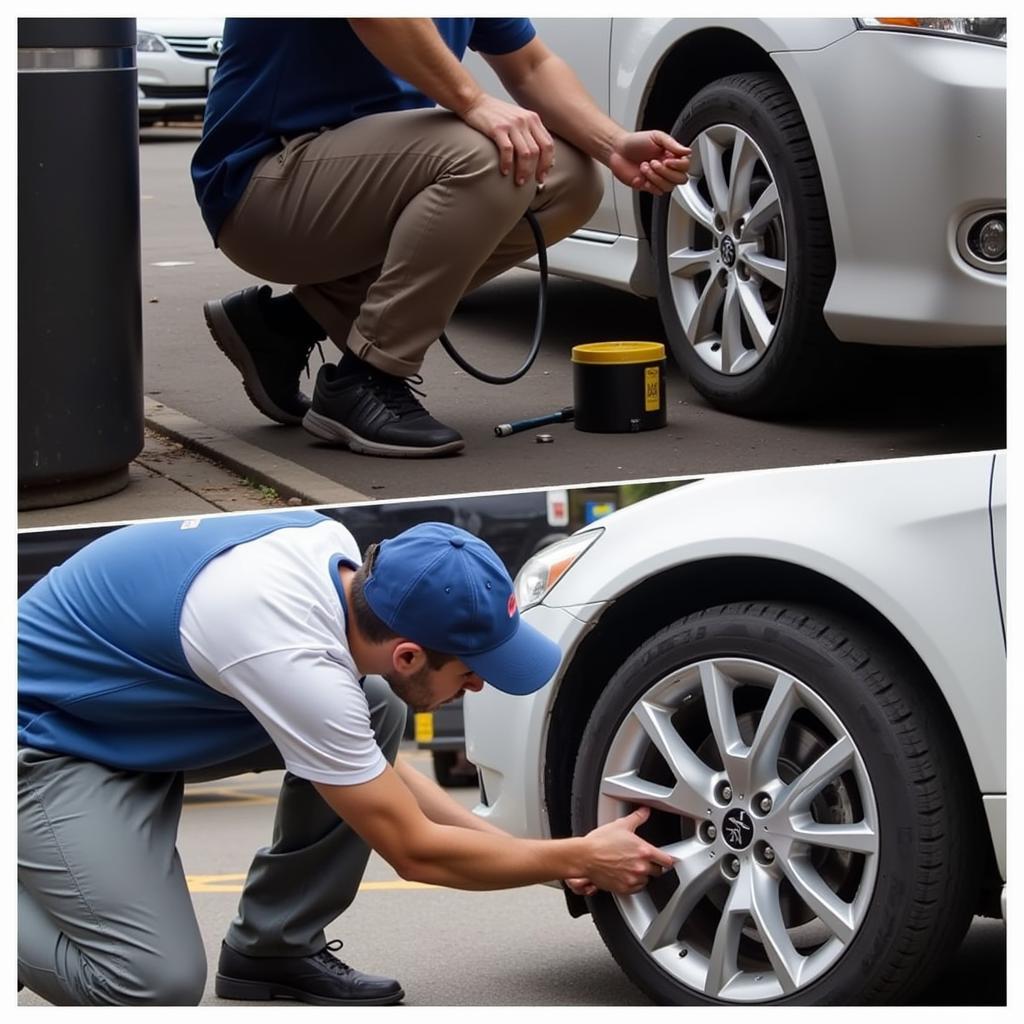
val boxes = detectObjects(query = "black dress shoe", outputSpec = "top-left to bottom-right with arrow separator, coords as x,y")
215,940 -> 404,1006
204,285 -> 322,425
302,362 -> 464,458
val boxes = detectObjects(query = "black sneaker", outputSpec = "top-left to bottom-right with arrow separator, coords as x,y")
303,362 -> 465,458
215,940 -> 404,1006
204,285 -> 322,425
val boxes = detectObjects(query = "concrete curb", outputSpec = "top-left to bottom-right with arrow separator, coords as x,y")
144,398 -> 370,507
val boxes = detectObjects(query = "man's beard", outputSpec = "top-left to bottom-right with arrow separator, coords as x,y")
383,663 -> 435,712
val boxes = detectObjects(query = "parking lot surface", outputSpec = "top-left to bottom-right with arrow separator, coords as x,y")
17,745 -> 1005,1007
137,128 -> 1004,503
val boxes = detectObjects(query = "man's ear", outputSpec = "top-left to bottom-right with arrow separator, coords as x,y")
390,641 -> 427,675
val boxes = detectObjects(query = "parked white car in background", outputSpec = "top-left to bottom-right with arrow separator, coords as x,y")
137,18 -> 224,127
468,18 -> 1006,415
465,452 -> 1006,1004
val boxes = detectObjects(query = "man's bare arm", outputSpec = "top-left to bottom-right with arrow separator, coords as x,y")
485,38 -> 690,194
313,763 -> 672,892
347,18 -> 554,186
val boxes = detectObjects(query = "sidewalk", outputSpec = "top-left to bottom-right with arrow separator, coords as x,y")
17,399 -> 369,530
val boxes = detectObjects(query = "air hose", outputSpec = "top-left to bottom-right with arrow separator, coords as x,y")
437,208 -> 547,385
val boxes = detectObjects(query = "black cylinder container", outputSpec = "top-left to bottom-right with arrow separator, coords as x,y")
571,342 -> 667,433
18,18 -> 143,509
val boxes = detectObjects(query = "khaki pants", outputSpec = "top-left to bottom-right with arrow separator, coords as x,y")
217,107 -> 603,378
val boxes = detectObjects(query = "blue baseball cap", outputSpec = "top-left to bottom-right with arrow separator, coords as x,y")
362,522 -> 561,696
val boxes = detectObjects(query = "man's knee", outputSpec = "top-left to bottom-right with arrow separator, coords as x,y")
109,948 -> 207,1006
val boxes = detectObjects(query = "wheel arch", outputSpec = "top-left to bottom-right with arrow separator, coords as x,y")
631,28 -> 779,243
543,554 -> 1000,913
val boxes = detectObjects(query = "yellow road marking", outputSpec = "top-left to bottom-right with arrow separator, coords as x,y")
187,874 -> 438,894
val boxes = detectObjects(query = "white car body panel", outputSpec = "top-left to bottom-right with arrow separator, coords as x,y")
466,453 -> 1006,857
137,18 -> 224,120
469,19 -> 1005,345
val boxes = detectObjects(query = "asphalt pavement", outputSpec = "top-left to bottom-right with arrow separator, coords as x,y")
135,127 -> 1004,507
16,744 -> 1006,1007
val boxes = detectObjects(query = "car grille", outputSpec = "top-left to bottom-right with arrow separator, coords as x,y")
162,35 -> 221,61
140,85 -> 208,99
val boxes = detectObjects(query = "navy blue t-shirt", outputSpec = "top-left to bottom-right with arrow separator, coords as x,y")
191,18 -> 536,242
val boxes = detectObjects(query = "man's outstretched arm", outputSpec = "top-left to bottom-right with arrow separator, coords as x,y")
485,37 -> 691,195
313,763 -> 672,893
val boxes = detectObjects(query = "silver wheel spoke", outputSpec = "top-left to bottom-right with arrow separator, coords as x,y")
699,661 -> 749,791
778,736 -> 856,814
726,131 -> 759,225
785,816 -> 879,856
736,278 -> 774,353
745,181 -> 780,237
698,132 -> 730,217
671,180 -> 715,232
741,250 -> 787,290
779,855 -> 857,944
705,869 -> 749,997
718,283 -> 750,375
747,672 -> 800,790
631,699 -> 717,815
639,840 -> 721,952
600,771 -> 680,817
686,272 -> 726,342
666,246 -> 715,280
750,868 -> 804,994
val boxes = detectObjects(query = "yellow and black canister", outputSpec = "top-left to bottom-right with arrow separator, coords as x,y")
571,341 -> 667,433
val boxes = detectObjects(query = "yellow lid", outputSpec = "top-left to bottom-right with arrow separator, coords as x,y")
571,341 -> 666,365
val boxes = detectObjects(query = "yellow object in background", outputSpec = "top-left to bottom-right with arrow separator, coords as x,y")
414,713 -> 434,743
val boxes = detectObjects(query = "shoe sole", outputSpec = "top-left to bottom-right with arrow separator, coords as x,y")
302,409 -> 465,459
204,297 -> 305,426
215,973 -> 404,1005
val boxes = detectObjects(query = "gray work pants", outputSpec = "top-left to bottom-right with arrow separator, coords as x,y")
217,107 -> 604,378
17,676 -> 408,1006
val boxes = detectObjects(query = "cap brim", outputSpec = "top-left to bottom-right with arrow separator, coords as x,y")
462,618 -> 562,697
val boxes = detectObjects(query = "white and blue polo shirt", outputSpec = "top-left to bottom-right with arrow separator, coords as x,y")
18,511 -> 387,785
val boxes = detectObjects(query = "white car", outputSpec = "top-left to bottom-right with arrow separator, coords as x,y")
468,18 -> 1006,415
465,452 -> 1006,1004
137,18 -> 224,127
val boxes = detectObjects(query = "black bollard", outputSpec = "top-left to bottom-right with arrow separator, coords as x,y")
18,18 -> 143,509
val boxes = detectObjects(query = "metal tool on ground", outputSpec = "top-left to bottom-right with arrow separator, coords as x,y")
494,406 -> 575,438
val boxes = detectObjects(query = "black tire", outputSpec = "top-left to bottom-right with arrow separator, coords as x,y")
571,603 -> 980,1005
652,73 -> 837,416
432,750 -> 476,789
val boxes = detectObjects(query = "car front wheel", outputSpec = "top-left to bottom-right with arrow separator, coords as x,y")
571,603 -> 980,1004
652,73 -> 837,416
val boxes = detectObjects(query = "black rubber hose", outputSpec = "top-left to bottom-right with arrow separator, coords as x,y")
438,208 -> 547,385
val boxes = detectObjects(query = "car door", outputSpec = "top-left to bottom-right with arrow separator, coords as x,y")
463,18 -> 618,233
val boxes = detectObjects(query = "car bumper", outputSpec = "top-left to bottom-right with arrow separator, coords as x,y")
776,31 -> 1005,346
138,50 -> 214,116
467,602 -> 597,838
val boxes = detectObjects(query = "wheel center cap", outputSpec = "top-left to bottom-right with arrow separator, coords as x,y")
720,235 -> 737,267
722,808 -> 754,850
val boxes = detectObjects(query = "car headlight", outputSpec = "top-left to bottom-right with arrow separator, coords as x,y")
514,530 -> 602,612
858,18 -> 1006,44
136,31 -> 167,53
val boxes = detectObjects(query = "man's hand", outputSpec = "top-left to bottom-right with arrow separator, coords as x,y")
461,93 -> 555,187
610,130 -> 691,195
579,806 -> 675,895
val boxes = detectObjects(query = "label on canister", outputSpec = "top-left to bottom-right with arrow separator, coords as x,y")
644,366 -> 661,412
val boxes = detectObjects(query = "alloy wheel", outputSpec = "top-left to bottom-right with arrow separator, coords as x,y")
664,125 -> 788,376
597,657 -> 879,1003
